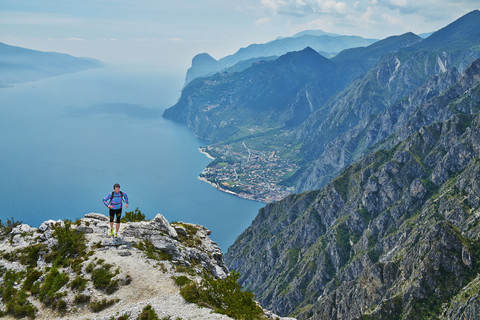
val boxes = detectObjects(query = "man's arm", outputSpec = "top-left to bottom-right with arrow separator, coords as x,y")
103,193 -> 112,208
123,192 -> 129,209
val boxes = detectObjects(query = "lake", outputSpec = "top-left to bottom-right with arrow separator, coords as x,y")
0,64 -> 264,251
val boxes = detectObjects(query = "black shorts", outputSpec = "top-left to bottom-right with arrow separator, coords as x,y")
109,208 -> 122,223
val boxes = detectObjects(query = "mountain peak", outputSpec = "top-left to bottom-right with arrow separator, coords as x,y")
191,52 -> 217,64
292,29 -> 338,38
277,46 -> 330,65
419,9 -> 480,48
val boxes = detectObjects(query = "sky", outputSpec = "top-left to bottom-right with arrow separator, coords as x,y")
0,0 -> 478,72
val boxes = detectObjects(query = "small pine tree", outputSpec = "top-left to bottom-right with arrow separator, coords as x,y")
121,207 -> 146,223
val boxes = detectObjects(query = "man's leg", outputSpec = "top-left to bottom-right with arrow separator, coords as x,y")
109,210 -> 115,236
115,211 -> 121,236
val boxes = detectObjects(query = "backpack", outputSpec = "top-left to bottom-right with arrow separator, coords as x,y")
110,191 -> 123,203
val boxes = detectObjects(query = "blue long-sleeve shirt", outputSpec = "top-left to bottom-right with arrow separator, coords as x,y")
103,191 -> 128,210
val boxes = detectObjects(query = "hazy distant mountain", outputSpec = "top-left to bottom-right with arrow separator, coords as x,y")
0,42 -> 103,87
291,29 -> 344,38
184,32 -> 377,85
165,47 -> 344,142
166,32 -> 422,144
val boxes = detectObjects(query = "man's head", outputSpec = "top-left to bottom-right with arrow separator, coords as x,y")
113,183 -> 120,192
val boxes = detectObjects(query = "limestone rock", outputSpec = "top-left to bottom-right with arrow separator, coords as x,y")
11,224 -> 37,235
84,212 -> 109,221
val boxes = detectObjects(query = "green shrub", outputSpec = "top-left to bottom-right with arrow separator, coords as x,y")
179,283 -> 199,302
91,264 -> 119,294
20,244 -> 47,268
2,244 -> 47,269
36,267 -> 69,307
138,305 -> 160,320
54,298 -> 67,312
89,298 -> 119,312
74,293 -> 91,305
121,207 -> 146,222
22,269 -> 43,292
70,275 -> 88,291
0,217 -> 22,240
180,271 -> 265,320
86,262 -> 95,273
46,220 -> 87,267
175,265 -> 196,276
4,289 -> 37,319
173,275 -> 192,287
134,240 -> 172,261
0,270 -> 37,319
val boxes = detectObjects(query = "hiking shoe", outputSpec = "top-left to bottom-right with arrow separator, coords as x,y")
110,229 -> 114,236
114,233 -> 118,238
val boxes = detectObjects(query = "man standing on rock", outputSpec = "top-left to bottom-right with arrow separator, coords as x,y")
103,183 -> 129,238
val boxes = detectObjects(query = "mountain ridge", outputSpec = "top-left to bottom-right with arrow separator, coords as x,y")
184,33 -> 377,85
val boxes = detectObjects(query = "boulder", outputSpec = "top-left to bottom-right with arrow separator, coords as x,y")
151,214 -> 178,239
84,212 -> 109,221
38,219 -> 63,233
10,224 -> 37,235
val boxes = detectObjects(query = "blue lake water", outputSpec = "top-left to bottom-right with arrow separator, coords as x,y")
0,65 -> 263,251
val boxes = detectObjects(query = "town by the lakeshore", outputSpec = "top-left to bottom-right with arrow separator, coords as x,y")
198,145 -> 297,203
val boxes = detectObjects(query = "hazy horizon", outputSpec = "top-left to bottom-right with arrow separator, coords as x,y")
1,1 -> 478,72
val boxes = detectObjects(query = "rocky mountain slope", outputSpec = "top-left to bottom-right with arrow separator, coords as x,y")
295,57 -> 480,192
0,213 -> 291,320
225,58 -> 480,318
0,42 -> 103,87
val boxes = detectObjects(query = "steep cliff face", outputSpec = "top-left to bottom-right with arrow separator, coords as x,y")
295,58 -> 480,192
225,84 -> 480,318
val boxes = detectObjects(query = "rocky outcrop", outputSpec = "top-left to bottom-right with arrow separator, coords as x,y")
0,213 -> 234,319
